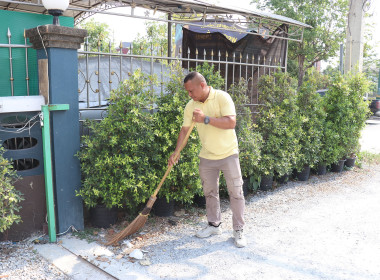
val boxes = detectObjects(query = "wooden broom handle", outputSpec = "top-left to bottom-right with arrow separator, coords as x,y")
152,122 -> 196,197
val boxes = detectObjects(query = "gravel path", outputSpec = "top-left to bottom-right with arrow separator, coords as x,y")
1,120 -> 380,279
0,241 -> 70,279
130,164 -> 380,280
2,163 -> 379,280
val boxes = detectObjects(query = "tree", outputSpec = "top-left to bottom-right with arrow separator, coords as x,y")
252,0 -> 348,87
79,18 -> 115,52
131,20 -> 172,57
362,20 -> 380,94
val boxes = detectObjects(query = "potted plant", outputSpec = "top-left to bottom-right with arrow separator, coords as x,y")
77,69 -> 159,224
295,69 -> 325,180
256,71 -> 300,187
230,78 -> 263,195
321,73 -> 352,172
0,147 -> 24,236
318,120 -> 345,172
343,71 -> 371,167
149,63 -> 227,211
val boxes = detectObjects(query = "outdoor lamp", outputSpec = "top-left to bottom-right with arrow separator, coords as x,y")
42,0 -> 69,25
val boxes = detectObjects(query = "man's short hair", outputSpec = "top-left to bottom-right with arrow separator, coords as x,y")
184,71 -> 206,84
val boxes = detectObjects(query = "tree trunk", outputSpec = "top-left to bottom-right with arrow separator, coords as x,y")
298,54 -> 305,89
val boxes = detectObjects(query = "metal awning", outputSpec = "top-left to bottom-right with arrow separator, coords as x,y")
0,0 -> 311,28
0,0 -> 311,42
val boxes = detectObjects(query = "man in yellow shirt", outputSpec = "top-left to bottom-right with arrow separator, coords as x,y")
168,71 -> 246,248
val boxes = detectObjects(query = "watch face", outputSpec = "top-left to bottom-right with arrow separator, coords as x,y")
204,116 -> 210,124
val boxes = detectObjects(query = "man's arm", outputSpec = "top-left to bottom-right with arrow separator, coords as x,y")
168,126 -> 190,166
193,108 -> 236,129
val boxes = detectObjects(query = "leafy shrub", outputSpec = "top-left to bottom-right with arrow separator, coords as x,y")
321,71 -> 370,165
322,73 -> 356,164
154,62 -> 227,203
77,70 -> 159,211
256,71 -> 301,176
0,147 -> 23,233
151,63 -> 202,203
319,120 -> 342,166
230,78 -> 262,178
296,69 -> 326,170
195,62 -> 225,89
343,71 -> 371,157
78,62 -> 230,210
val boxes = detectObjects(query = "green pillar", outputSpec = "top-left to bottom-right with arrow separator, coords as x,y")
41,104 -> 69,242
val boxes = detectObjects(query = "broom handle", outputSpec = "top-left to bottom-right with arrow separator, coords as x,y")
152,121 -> 196,197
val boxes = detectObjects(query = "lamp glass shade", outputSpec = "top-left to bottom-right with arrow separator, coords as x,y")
42,0 -> 69,11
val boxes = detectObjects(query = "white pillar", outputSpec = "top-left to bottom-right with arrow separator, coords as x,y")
344,0 -> 365,73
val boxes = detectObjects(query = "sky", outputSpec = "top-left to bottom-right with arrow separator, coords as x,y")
87,0 -> 379,63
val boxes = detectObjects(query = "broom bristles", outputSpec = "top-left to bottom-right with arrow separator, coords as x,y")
105,213 -> 148,246
105,196 -> 156,246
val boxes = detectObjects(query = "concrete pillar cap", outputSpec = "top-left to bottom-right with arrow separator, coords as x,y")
25,25 -> 87,50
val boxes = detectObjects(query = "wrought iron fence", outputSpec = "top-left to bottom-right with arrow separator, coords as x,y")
77,38 -> 285,113
1,27 -> 285,138
0,28 -> 32,97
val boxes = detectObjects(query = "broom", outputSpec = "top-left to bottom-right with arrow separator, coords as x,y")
105,122 -> 196,245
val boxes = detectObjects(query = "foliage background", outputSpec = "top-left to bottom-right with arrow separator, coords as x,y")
79,18 -> 116,52
0,147 -> 23,233
252,0 -> 348,87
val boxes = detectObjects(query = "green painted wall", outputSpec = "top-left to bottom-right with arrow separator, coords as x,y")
0,10 -> 74,97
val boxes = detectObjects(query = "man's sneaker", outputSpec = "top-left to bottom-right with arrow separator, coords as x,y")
233,229 -> 247,248
195,224 -> 222,238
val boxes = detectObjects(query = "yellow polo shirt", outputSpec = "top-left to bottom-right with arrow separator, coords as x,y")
182,87 -> 239,160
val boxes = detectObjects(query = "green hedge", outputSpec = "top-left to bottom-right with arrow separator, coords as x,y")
77,67 -> 372,211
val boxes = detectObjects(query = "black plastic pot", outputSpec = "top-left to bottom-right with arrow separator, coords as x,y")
331,159 -> 346,173
153,197 -> 174,217
277,174 -> 289,185
260,175 -> 273,191
295,165 -> 311,181
90,205 -> 118,228
345,157 -> 356,168
243,177 -> 250,196
193,194 -> 206,208
317,164 -> 327,175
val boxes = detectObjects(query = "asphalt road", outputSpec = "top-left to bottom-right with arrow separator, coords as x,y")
360,117 -> 380,154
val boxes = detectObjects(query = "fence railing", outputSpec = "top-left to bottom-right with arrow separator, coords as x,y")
77,39 -> 285,114
0,28 -> 32,97
1,27 -> 285,138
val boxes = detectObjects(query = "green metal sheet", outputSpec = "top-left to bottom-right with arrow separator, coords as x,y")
0,10 -> 74,97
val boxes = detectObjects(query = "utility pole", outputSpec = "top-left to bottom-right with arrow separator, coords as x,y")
344,0 -> 366,73
168,13 -> 172,59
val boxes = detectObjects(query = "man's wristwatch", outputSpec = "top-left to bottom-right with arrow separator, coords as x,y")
204,116 -> 210,125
